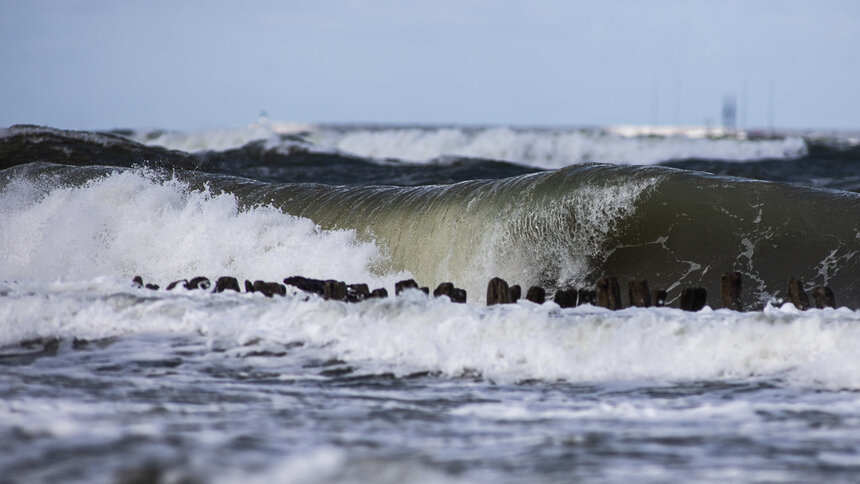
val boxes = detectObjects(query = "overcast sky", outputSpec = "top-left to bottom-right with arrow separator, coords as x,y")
2,0 -> 859,130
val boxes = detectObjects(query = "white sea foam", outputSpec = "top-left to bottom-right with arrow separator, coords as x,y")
220,446 -> 464,484
0,170 -> 408,288
3,280 -> 860,389
313,126 -> 808,168
126,121 -> 809,168
128,119 -> 314,152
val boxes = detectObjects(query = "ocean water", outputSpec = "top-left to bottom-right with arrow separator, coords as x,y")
2,122 -> 860,483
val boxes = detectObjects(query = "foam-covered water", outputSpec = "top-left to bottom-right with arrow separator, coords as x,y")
3,124 -> 860,483
130,121 -> 812,168
124,119 -> 314,153
313,126 -> 809,168
3,279 -> 860,483
4,278 -> 860,387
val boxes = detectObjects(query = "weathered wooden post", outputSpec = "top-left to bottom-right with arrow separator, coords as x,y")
214,276 -> 241,293
166,279 -> 188,291
324,280 -> 348,301
450,288 -> 467,303
395,279 -> 419,295
525,286 -> 546,304
787,276 -> 810,310
812,286 -> 836,309
596,277 -> 622,310
577,288 -> 596,306
284,276 -> 326,296
680,287 -> 707,311
254,280 -> 286,297
651,289 -> 667,307
720,272 -> 742,310
433,282 -> 454,298
693,287 -> 707,310
487,277 -> 511,305
554,288 -> 577,308
253,280 -> 269,296
509,285 -> 522,303
186,277 -> 211,290
628,278 -> 651,307
132,275 -> 159,290
431,283 -> 465,303
347,283 -> 370,302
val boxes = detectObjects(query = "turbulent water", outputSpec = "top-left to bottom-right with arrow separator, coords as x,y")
2,122 -> 860,483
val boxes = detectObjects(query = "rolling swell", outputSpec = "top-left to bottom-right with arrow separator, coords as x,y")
660,139 -> 860,193
0,125 -> 540,186
187,164 -> 860,309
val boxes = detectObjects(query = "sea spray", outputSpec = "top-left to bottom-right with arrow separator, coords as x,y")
0,167 -> 409,289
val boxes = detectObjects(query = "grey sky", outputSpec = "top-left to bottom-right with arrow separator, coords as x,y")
2,0 -> 858,130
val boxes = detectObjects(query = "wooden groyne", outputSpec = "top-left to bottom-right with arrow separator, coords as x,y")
131,272 -> 839,311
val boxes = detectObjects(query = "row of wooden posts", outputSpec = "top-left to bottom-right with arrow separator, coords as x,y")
132,272 -> 837,310
132,275 -> 464,303
486,273 -> 837,311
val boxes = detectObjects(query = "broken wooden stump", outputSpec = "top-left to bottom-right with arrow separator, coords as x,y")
595,277 -> 622,310
324,280 -> 348,301
487,277 -> 511,305
787,276 -> 810,310
186,277 -> 211,291
554,288 -> 577,308
347,283 -> 370,302
812,286 -> 836,309
680,287 -> 707,311
720,272 -> 743,310
627,278 -> 651,307
434,282 -> 467,302
450,288 -> 467,303
651,289 -> 667,307
509,285 -> 521,303
433,282 -> 454,298
253,280 -> 271,294
283,276 -> 326,296
214,276 -> 240,293
166,279 -> 188,291
577,288 -> 596,306
132,275 -> 159,291
395,279 -> 419,295
525,286 -> 546,304
254,280 -> 286,297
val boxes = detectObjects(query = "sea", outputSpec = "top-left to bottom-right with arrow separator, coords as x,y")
1,120 -> 860,483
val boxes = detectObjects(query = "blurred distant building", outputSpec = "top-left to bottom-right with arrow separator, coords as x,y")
722,95 -> 737,133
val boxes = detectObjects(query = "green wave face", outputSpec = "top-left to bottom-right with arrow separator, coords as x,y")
215,165 -> 860,308
6,162 -> 860,308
